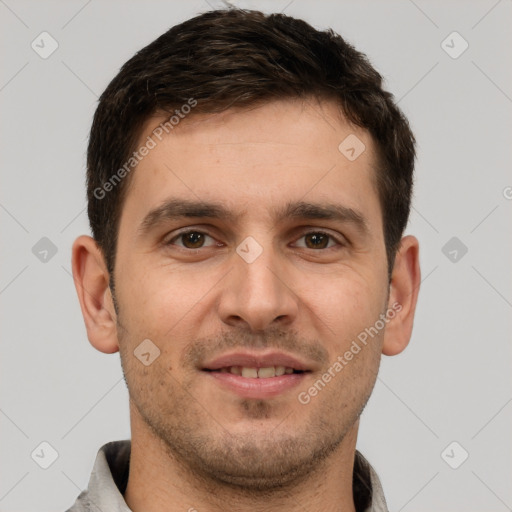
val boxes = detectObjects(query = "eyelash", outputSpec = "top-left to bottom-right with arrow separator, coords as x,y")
164,229 -> 345,251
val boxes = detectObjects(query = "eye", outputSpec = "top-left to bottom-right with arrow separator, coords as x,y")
293,231 -> 341,250
167,230 -> 220,249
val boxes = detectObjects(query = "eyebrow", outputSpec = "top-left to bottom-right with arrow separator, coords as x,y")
137,198 -> 369,236
276,201 -> 369,235
137,198 -> 239,236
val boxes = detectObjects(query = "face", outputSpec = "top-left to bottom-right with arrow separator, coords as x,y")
112,98 -> 391,489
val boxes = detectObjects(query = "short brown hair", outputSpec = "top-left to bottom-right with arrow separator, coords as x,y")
87,8 -> 415,281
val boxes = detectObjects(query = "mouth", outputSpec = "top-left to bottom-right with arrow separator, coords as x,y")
200,351 -> 313,399
203,365 -> 306,378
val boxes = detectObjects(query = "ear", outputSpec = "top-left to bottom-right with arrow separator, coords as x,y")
382,235 -> 421,356
71,235 -> 119,354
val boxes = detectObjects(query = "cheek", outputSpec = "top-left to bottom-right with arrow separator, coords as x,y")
117,263 -> 216,342
303,271 -> 387,351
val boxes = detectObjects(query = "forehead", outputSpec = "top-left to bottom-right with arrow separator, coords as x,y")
120,98 -> 381,231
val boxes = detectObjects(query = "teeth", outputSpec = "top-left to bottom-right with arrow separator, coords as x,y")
241,367 -> 258,378
219,366 -> 297,378
230,366 -> 241,375
258,367 -> 275,378
275,365 -> 286,376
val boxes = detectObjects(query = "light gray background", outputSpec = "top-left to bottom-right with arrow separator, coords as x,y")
1,1 -> 511,511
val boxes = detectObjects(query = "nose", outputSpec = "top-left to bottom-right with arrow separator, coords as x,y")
217,241 -> 299,333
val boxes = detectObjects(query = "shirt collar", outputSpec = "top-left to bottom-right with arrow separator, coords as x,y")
67,440 -> 388,512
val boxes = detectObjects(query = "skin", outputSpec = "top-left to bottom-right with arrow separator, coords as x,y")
72,97 -> 420,512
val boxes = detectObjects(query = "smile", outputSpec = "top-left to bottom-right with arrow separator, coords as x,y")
204,366 -> 304,378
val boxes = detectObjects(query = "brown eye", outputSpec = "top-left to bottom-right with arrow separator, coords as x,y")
292,231 -> 341,250
180,232 -> 206,248
304,233 -> 330,249
167,231 -> 218,249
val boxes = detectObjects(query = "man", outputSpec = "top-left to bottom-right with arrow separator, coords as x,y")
69,8 -> 420,512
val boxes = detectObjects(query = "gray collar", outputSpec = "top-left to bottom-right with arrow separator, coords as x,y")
66,440 -> 388,512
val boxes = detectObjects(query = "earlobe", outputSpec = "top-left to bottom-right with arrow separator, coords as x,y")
71,235 -> 119,354
382,235 -> 421,356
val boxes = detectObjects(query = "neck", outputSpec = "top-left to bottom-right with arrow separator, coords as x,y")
124,405 -> 359,512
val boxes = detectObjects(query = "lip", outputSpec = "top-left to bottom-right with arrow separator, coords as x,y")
201,350 -> 313,372
204,371 -> 308,399
201,350 -> 313,399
